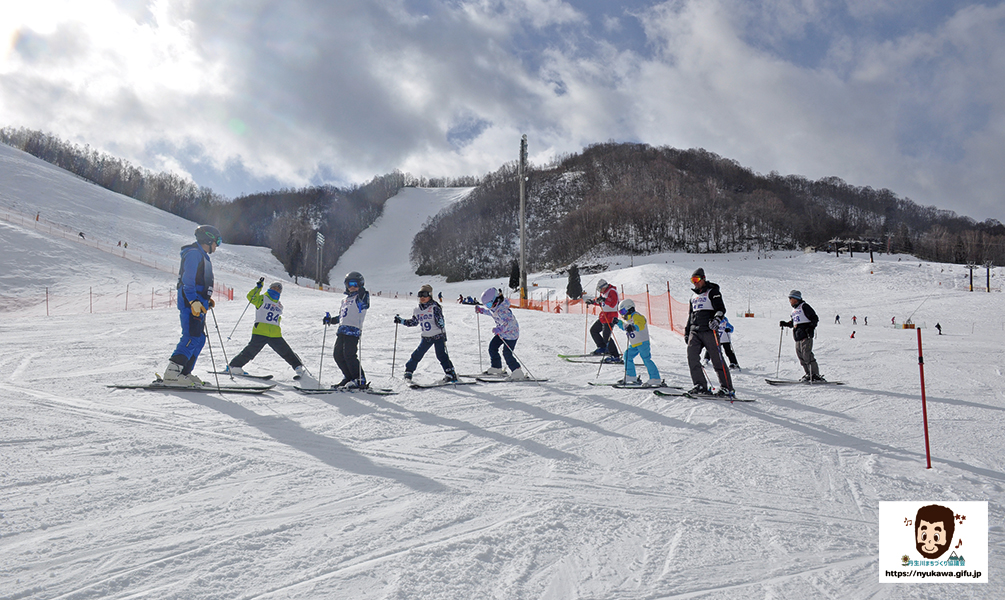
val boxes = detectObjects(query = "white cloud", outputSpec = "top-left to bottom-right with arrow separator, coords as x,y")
0,0 -> 1002,222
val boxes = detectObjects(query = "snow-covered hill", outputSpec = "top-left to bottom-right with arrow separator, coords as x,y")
2,143 -> 1003,599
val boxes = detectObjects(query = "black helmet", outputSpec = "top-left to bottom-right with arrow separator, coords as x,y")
195,225 -> 222,246
344,271 -> 364,291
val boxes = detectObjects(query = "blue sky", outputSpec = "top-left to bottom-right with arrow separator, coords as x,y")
2,0 -> 1003,222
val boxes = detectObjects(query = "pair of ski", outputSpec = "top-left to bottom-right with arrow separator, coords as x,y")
110,374 -> 276,395
557,353 -> 641,366
764,379 -> 844,386
294,384 -> 397,396
459,373 -> 548,384
588,380 -> 681,390
653,389 -> 755,402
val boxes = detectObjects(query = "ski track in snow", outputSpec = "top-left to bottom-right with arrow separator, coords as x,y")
1,142 -> 1004,599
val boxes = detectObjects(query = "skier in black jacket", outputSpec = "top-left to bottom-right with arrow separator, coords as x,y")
779,290 -> 824,382
684,268 -> 734,396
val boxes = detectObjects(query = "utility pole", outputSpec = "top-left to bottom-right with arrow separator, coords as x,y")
316,231 -> 325,289
519,134 -> 528,305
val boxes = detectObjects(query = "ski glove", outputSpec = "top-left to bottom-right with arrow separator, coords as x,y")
710,317 -> 721,330
322,312 -> 340,325
779,320 -> 792,328
256,277 -> 265,288
189,301 -> 206,317
625,324 -> 636,333
492,327 -> 501,336
393,315 -> 402,324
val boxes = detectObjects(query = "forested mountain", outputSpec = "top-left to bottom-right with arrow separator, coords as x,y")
5,128 -> 1002,285
0,127 -> 410,283
411,142 -> 1005,281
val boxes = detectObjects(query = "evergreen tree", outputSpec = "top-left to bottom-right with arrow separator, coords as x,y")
566,265 -> 583,299
508,260 -> 520,290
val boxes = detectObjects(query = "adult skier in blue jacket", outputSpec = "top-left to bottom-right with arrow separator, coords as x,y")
162,225 -> 221,385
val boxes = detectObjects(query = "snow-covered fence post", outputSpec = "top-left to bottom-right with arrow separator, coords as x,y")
917,328 -> 932,469
125,283 -> 130,311
46,287 -> 49,316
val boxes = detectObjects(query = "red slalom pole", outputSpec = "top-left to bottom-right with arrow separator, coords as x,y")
918,328 -> 932,469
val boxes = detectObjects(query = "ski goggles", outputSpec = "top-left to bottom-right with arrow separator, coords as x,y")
690,276 -> 704,284
418,291 -> 431,298
346,280 -> 361,288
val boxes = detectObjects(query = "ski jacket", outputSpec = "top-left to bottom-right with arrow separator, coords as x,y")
402,300 -> 446,338
594,285 -> 619,324
717,317 -> 734,344
783,301 -> 818,341
176,243 -> 213,310
685,281 -> 726,338
248,286 -> 283,338
476,298 -> 519,340
615,311 -> 650,347
336,289 -> 369,337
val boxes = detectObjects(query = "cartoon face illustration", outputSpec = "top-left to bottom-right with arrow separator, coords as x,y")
914,504 -> 956,559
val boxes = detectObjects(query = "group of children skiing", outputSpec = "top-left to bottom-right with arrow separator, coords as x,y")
162,225 -> 822,395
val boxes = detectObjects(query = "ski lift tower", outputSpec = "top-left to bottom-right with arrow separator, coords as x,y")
519,135 -> 528,306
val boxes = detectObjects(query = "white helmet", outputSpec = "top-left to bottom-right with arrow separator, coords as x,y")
480,287 -> 499,306
596,278 -> 608,291
618,299 -> 635,314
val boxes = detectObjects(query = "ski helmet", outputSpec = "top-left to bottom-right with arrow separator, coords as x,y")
195,224 -> 222,246
344,271 -> 364,291
480,287 -> 499,306
596,278 -> 608,291
618,299 -> 635,315
269,282 -> 283,292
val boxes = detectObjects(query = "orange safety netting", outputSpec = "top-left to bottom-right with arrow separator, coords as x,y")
509,284 -> 688,337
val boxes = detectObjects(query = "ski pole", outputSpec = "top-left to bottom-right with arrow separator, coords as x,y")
203,317 -> 222,392
775,325 -> 784,379
596,324 -> 622,379
476,309 -> 483,373
319,315 -> 329,388
495,334 -> 541,384
229,277 -> 263,340
227,301 -> 252,340
711,326 -> 731,390
391,319 -> 399,377
210,308 -> 234,380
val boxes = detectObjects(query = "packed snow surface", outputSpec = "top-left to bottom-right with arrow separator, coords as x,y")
1,143 -> 1003,599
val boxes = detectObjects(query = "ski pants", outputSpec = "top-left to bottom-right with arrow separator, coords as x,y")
624,340 -> 660,381
230,333 -> 303,371
687,330 -> 733,391
170,310 -> 206,375
405,334 -> 455,376
488,336 -> 520,371
333,333 -> 365,384
794,337 -> 819,377
590,319 -> 620,358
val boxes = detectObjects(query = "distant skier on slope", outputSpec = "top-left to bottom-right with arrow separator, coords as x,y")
684,268 -> 734,397
586,279 -> 621,363
227,280 -> 307,379
162,225 -> 220,386
395,284 -> 458,383
779,290 -> 825,382
612,299 -> 661,386
475,287 -> 525,380
323,272 -> 370,388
